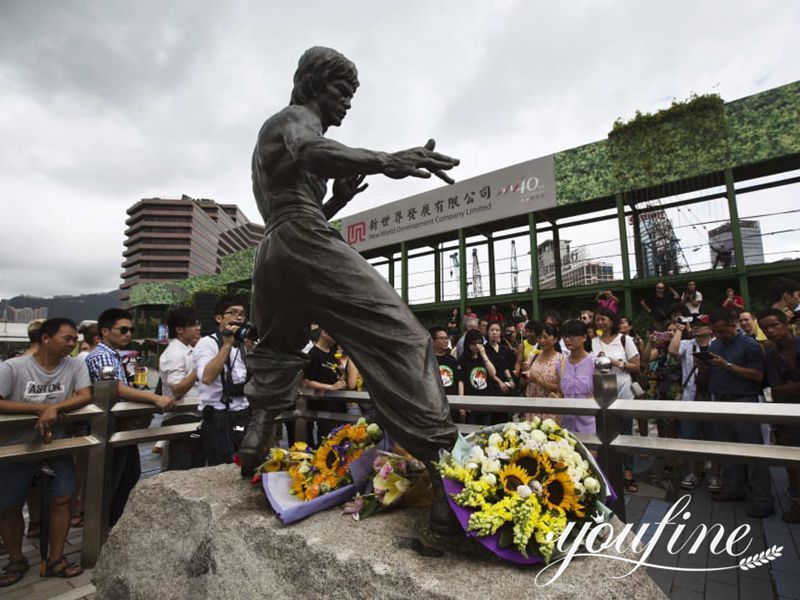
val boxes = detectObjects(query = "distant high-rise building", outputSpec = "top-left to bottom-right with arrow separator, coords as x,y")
14,307 -> 34,323
708,220 -> 764,268
120,196 -> 264,305
537,239 -> 614,288
635,209 -> 686,277
2,306 -> 47,323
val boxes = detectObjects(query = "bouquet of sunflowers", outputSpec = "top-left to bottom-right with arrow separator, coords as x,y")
436,417 -> 615,564
257,419 -> 383,501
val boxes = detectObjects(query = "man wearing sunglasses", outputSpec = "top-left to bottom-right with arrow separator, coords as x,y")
86,308 -> 175,527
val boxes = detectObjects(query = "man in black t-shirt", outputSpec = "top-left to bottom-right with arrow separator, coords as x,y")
431,327 -> 461,423
759,308 -> 800,523
302,329 -> 346,445
640,281 -> 679,324
430,327 -> 458,395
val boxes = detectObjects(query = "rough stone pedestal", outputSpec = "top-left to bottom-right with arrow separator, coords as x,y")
93,465 -> 667,599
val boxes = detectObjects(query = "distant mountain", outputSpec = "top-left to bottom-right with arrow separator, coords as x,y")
0,291 -> 120,322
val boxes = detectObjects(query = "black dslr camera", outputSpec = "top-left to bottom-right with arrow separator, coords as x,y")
221,323 -> 259,343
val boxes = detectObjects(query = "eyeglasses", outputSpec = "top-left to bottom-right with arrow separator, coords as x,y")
223,309 -> 246,317
113,326 -> 133,335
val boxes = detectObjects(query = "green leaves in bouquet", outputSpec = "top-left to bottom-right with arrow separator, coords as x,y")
498,526 -> 514,549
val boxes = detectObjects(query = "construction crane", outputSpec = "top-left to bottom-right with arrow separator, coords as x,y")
510,240 -> 519,293
471,248 -> 483,297
637,209 -> 689,276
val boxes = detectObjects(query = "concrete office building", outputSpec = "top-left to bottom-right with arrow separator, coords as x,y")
538,239 -> 614,289
120,196 -> 264,305
708,220 -> 765,268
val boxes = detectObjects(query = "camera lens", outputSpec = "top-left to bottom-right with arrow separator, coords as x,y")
235,324 -> 258,342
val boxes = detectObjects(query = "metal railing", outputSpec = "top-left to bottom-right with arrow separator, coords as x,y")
2,370 -> 800,566
294,372 -> 800,521
0,370 -> 202,567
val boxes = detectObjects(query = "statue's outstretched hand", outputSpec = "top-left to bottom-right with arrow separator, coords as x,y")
385,139 -> 459,184
332,174 -> 369,202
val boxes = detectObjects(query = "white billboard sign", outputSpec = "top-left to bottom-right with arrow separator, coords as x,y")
340,154 -> 557,251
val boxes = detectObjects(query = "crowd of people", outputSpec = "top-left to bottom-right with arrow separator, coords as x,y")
435,276 -> 800,523
1,276 -> 800,586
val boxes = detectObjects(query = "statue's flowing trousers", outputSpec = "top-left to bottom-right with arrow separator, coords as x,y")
245,213 -> 458,463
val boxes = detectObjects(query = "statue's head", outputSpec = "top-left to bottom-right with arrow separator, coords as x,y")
290,46 -> 359,109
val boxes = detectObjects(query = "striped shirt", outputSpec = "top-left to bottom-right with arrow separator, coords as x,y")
85,343 -> 128,385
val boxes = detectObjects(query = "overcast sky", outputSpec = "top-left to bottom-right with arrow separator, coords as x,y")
1,0 -> 798,300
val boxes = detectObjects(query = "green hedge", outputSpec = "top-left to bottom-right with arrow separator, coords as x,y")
607,94 -> 729,192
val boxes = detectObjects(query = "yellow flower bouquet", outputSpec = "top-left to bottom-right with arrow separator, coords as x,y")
256,419 -> 385,523
436,418 -> 615,564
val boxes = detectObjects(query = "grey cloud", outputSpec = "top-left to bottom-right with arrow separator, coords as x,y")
0,0 -> 798,299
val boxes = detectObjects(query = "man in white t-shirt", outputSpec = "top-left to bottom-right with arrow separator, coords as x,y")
680,280 -> 703,316
194,297 -> 250,466
0,318 -> 92,585
158,307 -> 202,470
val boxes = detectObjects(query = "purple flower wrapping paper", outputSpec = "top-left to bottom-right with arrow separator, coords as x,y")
262,435 -> 392,524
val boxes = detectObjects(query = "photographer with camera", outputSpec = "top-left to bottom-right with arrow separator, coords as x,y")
668,314 -> 721,491
680,280 -> 703,316
194,297 -> 252,466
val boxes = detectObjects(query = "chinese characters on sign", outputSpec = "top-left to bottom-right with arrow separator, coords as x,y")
340,155 -> 557,252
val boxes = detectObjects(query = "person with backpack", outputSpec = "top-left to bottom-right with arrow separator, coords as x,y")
194,297 -> 250,466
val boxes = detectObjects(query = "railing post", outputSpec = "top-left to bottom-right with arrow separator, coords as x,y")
81,370 -> 116,567
594,368 -> 626,522
294,392 -> 309,447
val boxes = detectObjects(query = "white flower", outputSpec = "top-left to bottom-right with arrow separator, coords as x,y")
530,480 -> 543,495
516,484 -> 532,499
541,418 -> 558,433
584,477 -> 601,495
531,429 -> 547,444
486,446 -> 500,461
573,481 -> 585,497
481,473 -> 497,486
481,458 -> 501,474
528,416 -> 541,428
366,422 -> 381,436
488,433 -> 503,447
468,446 -> 486,462
466,462 -> 479,472
517,421 -> 533,432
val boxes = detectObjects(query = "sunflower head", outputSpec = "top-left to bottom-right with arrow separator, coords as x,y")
313,441 -> 341,473
541,469 -> 584,517
510,449 -> 542,478
498,464 -> 531,495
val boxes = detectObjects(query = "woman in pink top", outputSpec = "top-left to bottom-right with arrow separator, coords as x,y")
557,319 -> 596,433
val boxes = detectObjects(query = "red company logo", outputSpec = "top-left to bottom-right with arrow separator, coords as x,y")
347,221 -> 366,244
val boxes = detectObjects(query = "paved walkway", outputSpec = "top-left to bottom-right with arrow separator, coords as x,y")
625,454 -> 800,600
0,441 -> 159,600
